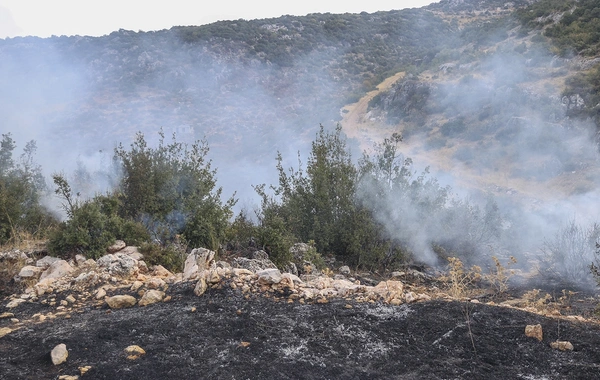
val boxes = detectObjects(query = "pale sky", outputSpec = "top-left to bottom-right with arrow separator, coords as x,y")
0,0 -> 436,38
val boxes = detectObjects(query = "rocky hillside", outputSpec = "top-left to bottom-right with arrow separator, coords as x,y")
3,0 -> 598,204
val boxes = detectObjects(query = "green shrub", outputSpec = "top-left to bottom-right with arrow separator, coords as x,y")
139,242 -> 186,273
47,200 -> 117,259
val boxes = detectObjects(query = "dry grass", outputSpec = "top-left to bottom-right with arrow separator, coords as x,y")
443,257 -> 482,299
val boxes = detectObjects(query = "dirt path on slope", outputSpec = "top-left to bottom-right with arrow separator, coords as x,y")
340,72 -> 404,152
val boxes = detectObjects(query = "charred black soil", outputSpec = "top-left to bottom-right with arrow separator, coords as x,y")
2,283 -> 600,380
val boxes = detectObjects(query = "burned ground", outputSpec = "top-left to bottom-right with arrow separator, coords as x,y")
2,283 -> 600,380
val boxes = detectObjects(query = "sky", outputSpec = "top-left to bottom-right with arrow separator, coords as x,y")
0,0 -> 436,38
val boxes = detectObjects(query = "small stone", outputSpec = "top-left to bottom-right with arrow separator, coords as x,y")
60,300 -> 69,306
51,343 -> 68,365
339,265 -> 351,275
0,327 -> 13,338
344,304 -> 353,309
0,312 -> 14,319
190,307 -> 197,312
525,324 -> 543,342
65,295 -> 76,304
130,281 -> 144,292
125,345 -> 146,360
95,288 -> 107,299
105,295 -> 137,309
79,366 -> 92,375
58,376 -> 79,380
550,341 -> 574,351
390,298 -> 403,306
10,318 -> 19,324
6,298 -> 26,309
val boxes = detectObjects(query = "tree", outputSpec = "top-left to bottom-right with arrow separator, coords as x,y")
114,130 -> 236,250
0,134 -> 54,244
257,124 -> 387,267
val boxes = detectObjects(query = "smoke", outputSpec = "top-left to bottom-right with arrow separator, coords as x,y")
359,25 -> 600,288
2,8 -> 600,289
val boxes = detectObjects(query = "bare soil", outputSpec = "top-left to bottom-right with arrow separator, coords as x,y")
2,282 -> 600,380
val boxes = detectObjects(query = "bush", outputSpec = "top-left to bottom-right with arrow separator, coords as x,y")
139,242 -> 186,273
0,134 -> 56,245
47,199 -> 118,259
48,178 -> 150,259
114,130 -> 235,250
540,221 -> 600,286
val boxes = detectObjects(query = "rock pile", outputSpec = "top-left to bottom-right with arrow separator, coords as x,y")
2,240 -> 433,328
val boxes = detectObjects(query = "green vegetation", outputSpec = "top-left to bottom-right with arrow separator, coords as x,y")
0,133 -> 55,246
47,131 -> 234,270
516,0 -> 600,56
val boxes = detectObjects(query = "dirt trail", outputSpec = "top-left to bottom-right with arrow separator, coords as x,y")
340,72 -> 404,151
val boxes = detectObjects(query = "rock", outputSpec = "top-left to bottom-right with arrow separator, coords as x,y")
65,295 -> 76,304
34,278 -> 56,296
73,271 -> 98,285
138,290 -> 165,306
404,292 -> 416,303
232,257 -> 277,273
252,250 -> 270,260
256,268 -> 282,285
194,277 -> 208,296
51,343 -> 68,365
151,265 -> 173,278
124,345 -> 146,360
14,265 -> 44,282
0,327 -> 13,338
58,375 -> 78,380
0,312 -> 14,319
373,280 -> 404,303
283,262 -> 298,276
232,268 -> 254,277
525,324 -> 543,342
75,255 -> 87,266
290,243 -> 311,262
146,277 -> 166,290
550,341 -> 574,351
339,266 -> 351,275
79,366 -> 92,375
95,288 -> 107,299
183,248 -> 215,280
130,281 -> 144,292
36,256 -> 61,269
39,260 -> 74,281
391,271 -> 405,278
215,261 -> 232,269
105,295 -> 137,309
6,298 -> 26,309
120,246 -> 144,260
107,240 -> 127,253
97,253 -> 138,277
